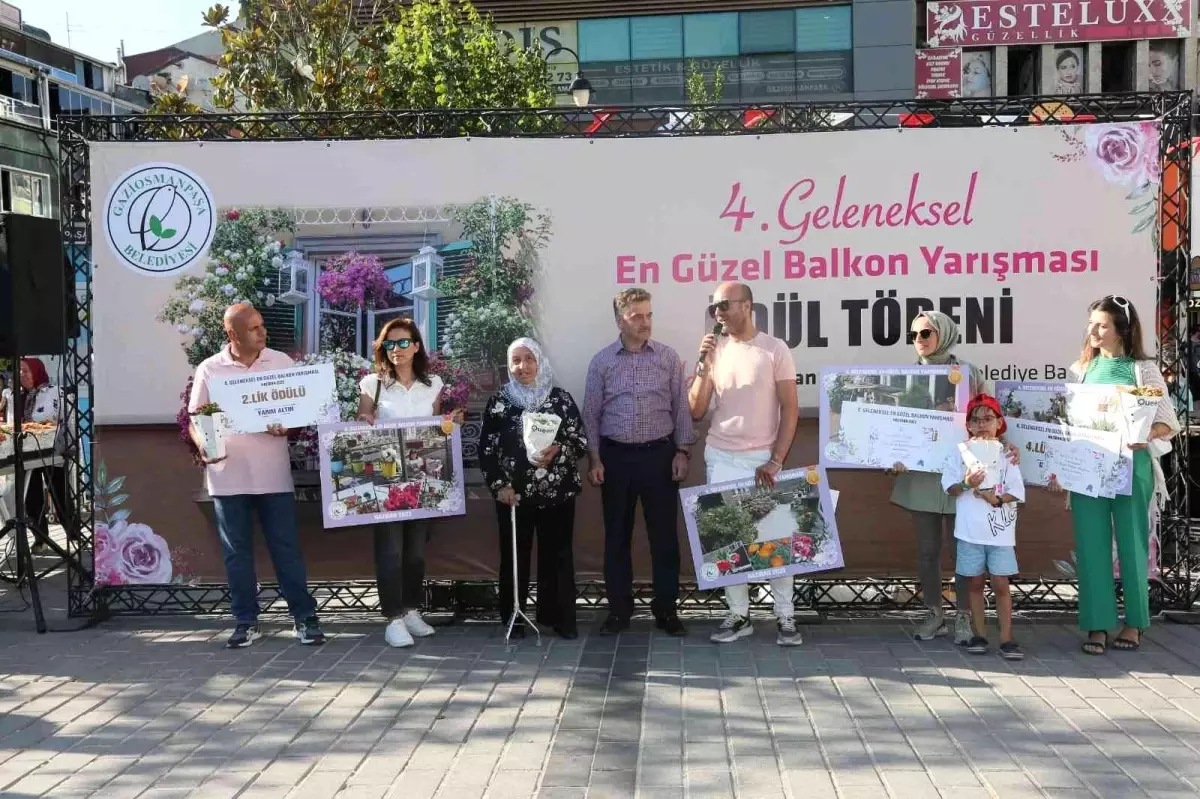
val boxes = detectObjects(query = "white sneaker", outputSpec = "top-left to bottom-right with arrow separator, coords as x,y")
776,617 -> 803,647
385,618 -> 415,648
402,610 -> 435,638
710,613 -> 753,644
954,612 -> 973,646
913,612 -> 947,641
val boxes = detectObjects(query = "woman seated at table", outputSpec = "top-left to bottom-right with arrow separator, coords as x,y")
15,358 -> 74,551
480,337 -> 588,639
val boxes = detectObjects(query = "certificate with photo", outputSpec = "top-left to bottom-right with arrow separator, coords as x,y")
681,466 -> 844,590
318,416 -> 465,528
1003,418 -> 1123,498
836,402 -> 966,473
209,362 -> 339,434
820,364 -> 970,469
997,381 -> 1132,495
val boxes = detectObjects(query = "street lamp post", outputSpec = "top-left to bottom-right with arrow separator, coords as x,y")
543,46 -> 592,108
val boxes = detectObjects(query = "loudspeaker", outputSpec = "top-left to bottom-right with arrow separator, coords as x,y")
0,214 -> 70,356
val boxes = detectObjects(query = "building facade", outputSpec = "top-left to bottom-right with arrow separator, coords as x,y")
464,0 -> 1197,105
0,1 -> 146,221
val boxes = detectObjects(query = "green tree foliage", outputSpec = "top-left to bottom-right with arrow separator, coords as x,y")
202,0 -> 554,113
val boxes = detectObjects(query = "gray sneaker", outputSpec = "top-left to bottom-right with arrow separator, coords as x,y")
913,612 -> 948,641
710,613 -> 753,644
776,617 -> 803,647
954,612 -> 973,646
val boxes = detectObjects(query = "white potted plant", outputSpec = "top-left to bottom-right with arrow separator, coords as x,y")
191,402 -> 229,461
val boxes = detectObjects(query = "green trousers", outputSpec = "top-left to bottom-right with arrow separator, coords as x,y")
1070,449 -> 1154,632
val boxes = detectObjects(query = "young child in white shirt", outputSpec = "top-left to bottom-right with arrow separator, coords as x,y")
941,393 -> 1026,660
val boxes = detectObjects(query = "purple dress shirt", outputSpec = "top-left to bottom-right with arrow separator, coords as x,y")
583,338 -> 695,450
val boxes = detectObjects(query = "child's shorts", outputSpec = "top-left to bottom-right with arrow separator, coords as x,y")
956,541 -> 1018,577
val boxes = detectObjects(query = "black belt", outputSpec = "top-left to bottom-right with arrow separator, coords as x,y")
601,436 -> 672,450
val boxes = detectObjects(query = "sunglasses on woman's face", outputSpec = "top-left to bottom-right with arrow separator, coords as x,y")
907,329 -> 935,344
383,339 -> 415,351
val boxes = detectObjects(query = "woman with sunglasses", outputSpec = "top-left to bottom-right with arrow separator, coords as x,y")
890,311 -> 989,645
357,317 -> 463,648
1067,296 -> 1179,655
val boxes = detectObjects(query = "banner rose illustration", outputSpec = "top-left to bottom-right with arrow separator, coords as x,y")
95,521 -> 174,585
91,461 -> 178,587
1085,123 -> 1159,188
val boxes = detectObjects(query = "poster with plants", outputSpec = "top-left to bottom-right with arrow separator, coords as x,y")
318,416 -> 466,528
681,466 -> 844,590
819,365 -> 969,470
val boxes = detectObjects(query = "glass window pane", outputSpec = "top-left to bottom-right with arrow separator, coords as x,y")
684,13 -> 738,58
579,18 -> 630,62
631,16 -> 682,59
11,172 -> 32,215
740,10 -> 794,54
796,6 -> 852,52
578,61 -> 633,104
629,58 -> 685,103
32,176 -> 47,217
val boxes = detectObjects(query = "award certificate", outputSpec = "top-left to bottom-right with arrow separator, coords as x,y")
210,363 -> 339,434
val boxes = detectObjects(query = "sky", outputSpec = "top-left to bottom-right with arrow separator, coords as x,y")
24,0 -> 219,63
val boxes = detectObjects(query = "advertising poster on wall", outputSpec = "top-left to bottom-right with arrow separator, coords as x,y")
1149,40 -> 1181,92
915,48 -> 962,99
1053,47 -> 1085,95
681,466 -> 843,590
961,50 -> 993,97
87,118 -> 1163,584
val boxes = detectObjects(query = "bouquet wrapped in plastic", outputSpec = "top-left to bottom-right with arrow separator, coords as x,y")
522,412 -> 561,465
1116,385 -> 1163,445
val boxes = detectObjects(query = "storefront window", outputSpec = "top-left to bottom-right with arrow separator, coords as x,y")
740,10 -> 794,55
579,18 -> 630,62
796,6 -> 852,52
631,16 -> 682,59
683,13 -> 738,58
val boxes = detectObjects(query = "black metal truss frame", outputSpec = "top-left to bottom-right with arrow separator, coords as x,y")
58,93 -> 1193,619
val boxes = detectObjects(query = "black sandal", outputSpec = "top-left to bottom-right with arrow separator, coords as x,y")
1081,631 -> 1108,656
1112,630 -> 1141,651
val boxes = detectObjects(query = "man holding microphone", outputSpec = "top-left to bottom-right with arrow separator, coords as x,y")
688,282 -> 801,646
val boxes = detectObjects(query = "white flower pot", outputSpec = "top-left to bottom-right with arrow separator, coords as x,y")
196,413 -> 229,460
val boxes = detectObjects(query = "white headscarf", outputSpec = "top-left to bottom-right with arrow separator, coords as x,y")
502,337 -> 555,410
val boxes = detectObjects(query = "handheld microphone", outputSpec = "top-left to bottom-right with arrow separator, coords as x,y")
696,322 -> 724,377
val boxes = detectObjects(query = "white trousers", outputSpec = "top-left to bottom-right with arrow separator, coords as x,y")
705,444 -> 794,620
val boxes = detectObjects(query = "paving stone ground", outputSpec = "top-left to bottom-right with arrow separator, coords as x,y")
5,608 -> 1200,798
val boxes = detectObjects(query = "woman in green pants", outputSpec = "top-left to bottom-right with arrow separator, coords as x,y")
1069,296 -> 1180,655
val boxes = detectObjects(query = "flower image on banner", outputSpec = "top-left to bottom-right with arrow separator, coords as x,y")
92,461 -> 195,587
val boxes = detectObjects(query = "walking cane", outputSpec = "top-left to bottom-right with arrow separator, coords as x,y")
505,500 -> 540,645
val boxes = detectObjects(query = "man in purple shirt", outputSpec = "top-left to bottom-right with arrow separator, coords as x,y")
584,287 -> 694,636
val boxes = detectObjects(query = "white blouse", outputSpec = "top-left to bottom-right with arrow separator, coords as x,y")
360,373 -> 443,421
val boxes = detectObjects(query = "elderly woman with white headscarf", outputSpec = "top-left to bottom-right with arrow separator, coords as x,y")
479,337 -> 589,639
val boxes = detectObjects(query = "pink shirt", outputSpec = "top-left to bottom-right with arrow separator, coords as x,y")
189,346 -> 295,497
707,332 -> 797,452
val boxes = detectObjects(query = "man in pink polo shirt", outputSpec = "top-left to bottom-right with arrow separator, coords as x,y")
688,281 -> 801,647
189,303 -> 324,649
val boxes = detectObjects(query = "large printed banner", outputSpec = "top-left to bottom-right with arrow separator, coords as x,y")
86,120 -> 1162,586
926,0 -> 1191,46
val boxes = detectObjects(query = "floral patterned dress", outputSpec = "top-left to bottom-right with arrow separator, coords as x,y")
480,387 -> 588,508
